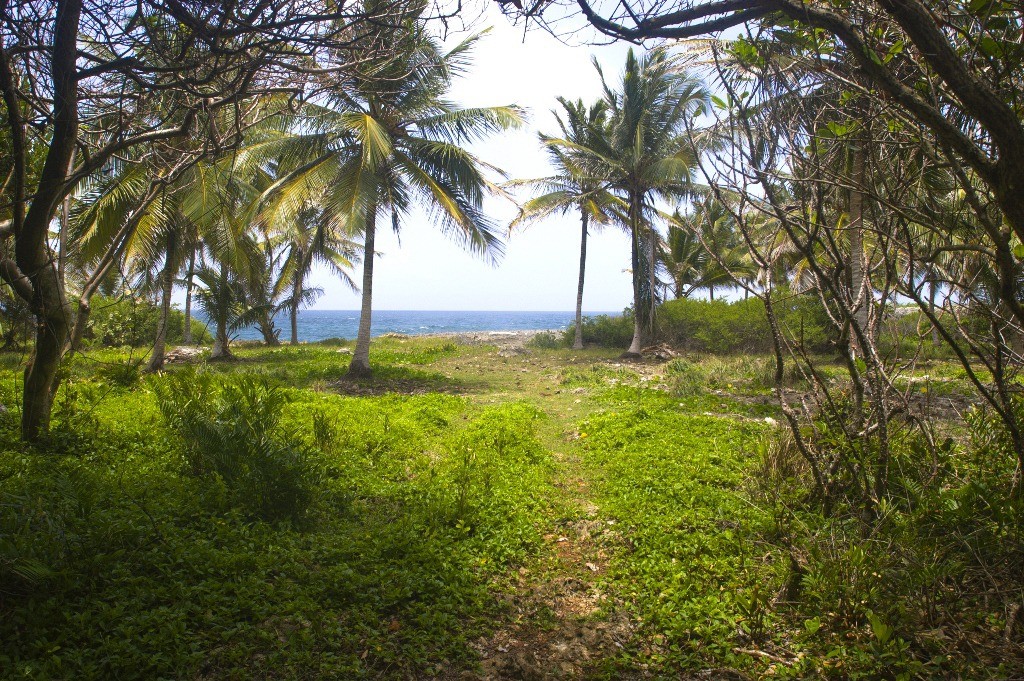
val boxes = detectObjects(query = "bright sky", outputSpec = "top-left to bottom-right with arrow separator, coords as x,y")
304,5 -> 638,312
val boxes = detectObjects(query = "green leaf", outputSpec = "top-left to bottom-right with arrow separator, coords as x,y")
978,36 -> 1003,58
826,122 -> 850,137
868,612 -> 893,645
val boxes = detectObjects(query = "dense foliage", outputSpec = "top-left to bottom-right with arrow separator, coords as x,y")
86,296 -> 211,348
4,1 -> 1024,677
2,341 -> 1019,678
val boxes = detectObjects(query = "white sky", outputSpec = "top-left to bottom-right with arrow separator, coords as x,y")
304,5 -> 638,312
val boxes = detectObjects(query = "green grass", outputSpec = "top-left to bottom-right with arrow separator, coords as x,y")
579,400 -> 773,675
0,340 -> 1018,679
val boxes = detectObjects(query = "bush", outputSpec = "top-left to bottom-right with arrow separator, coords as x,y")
656,295 -> 832,354
87,295 -> 211,348
564,297 -> 833,353
526,331 -> 566,349
153,369 -> 319,524
563,311 -> 635,348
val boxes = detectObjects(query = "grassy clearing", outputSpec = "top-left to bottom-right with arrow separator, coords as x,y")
0,338 -> 1017,678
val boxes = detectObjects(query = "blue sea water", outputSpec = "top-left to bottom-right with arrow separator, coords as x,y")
226,310 -> 619,342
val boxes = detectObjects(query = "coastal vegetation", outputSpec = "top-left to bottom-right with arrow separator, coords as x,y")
3,0 -> 1024,678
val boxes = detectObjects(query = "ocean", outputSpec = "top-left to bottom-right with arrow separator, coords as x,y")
227,309 -> 620,342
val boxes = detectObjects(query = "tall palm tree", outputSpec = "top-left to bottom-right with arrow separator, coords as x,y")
560,48 -> 707,356
509,98 -> 618,349
265,19 -> 523,377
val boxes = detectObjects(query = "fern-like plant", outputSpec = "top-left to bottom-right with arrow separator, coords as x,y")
153,369 -> 318,523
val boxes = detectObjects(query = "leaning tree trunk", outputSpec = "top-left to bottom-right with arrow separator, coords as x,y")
13,0 -> 81,441
183,248 -> 195,345
349,207 -> 377,378
146,235 -> 177,372
573,210 -> 589,350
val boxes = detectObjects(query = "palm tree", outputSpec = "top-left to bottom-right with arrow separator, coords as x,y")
665,199 -> 754,300
509,98 -> 618,349
193,261 -> 265,360
662,213 -> 708,299
559,48 -> 707,356
265,19 -> 523,377
262,203 -> 358,345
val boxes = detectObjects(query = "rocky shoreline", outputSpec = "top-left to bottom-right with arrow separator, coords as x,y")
396,328 -> 560,349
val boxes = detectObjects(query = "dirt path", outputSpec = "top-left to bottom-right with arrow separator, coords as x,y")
425,344 -> 648,680
467,472 -> 635,680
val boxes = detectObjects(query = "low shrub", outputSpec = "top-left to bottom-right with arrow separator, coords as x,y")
657,295 -> 832,354
527,331 -> 566,349
153,369 -> 318,524
565,296 -> 834,353
87,295 -> 211,348
563,312 -> 634,348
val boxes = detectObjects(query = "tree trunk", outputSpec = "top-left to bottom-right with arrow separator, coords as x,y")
290,251 -> 303,345
183,248 -> 195,345
573,210 -> 589,350
848,140 -> 870,357
210,325 -> 230,359
146,235 -> 177,372
647,223 -> 657,338
13,0 -> 81,441
22,299 -> 68,440
349,207 -> 377,377
209,261 -> 232,360
929,276 -> 939,348
259,316 -> 280,346
709,284 -> 714,301
625,203 -> 645,357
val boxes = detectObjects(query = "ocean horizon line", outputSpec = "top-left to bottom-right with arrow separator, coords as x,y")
298,309 -> 623,314
212,309 -> 624,342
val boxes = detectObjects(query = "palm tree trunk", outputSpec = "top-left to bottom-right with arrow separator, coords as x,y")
146,234 -> 176,372
349,207 -> 377,377
647,223 -> 657,338
573,210 -> 589,350
709,284 -> 714,301
210,261 -> 232,360
626,202 -> 645,357
259,316 -> 280,346
183,248 -> 195,345
291,251 -> 303,345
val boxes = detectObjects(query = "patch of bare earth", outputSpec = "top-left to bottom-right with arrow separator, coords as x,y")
331,376 -> 468,397
471,516 -> 635,678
